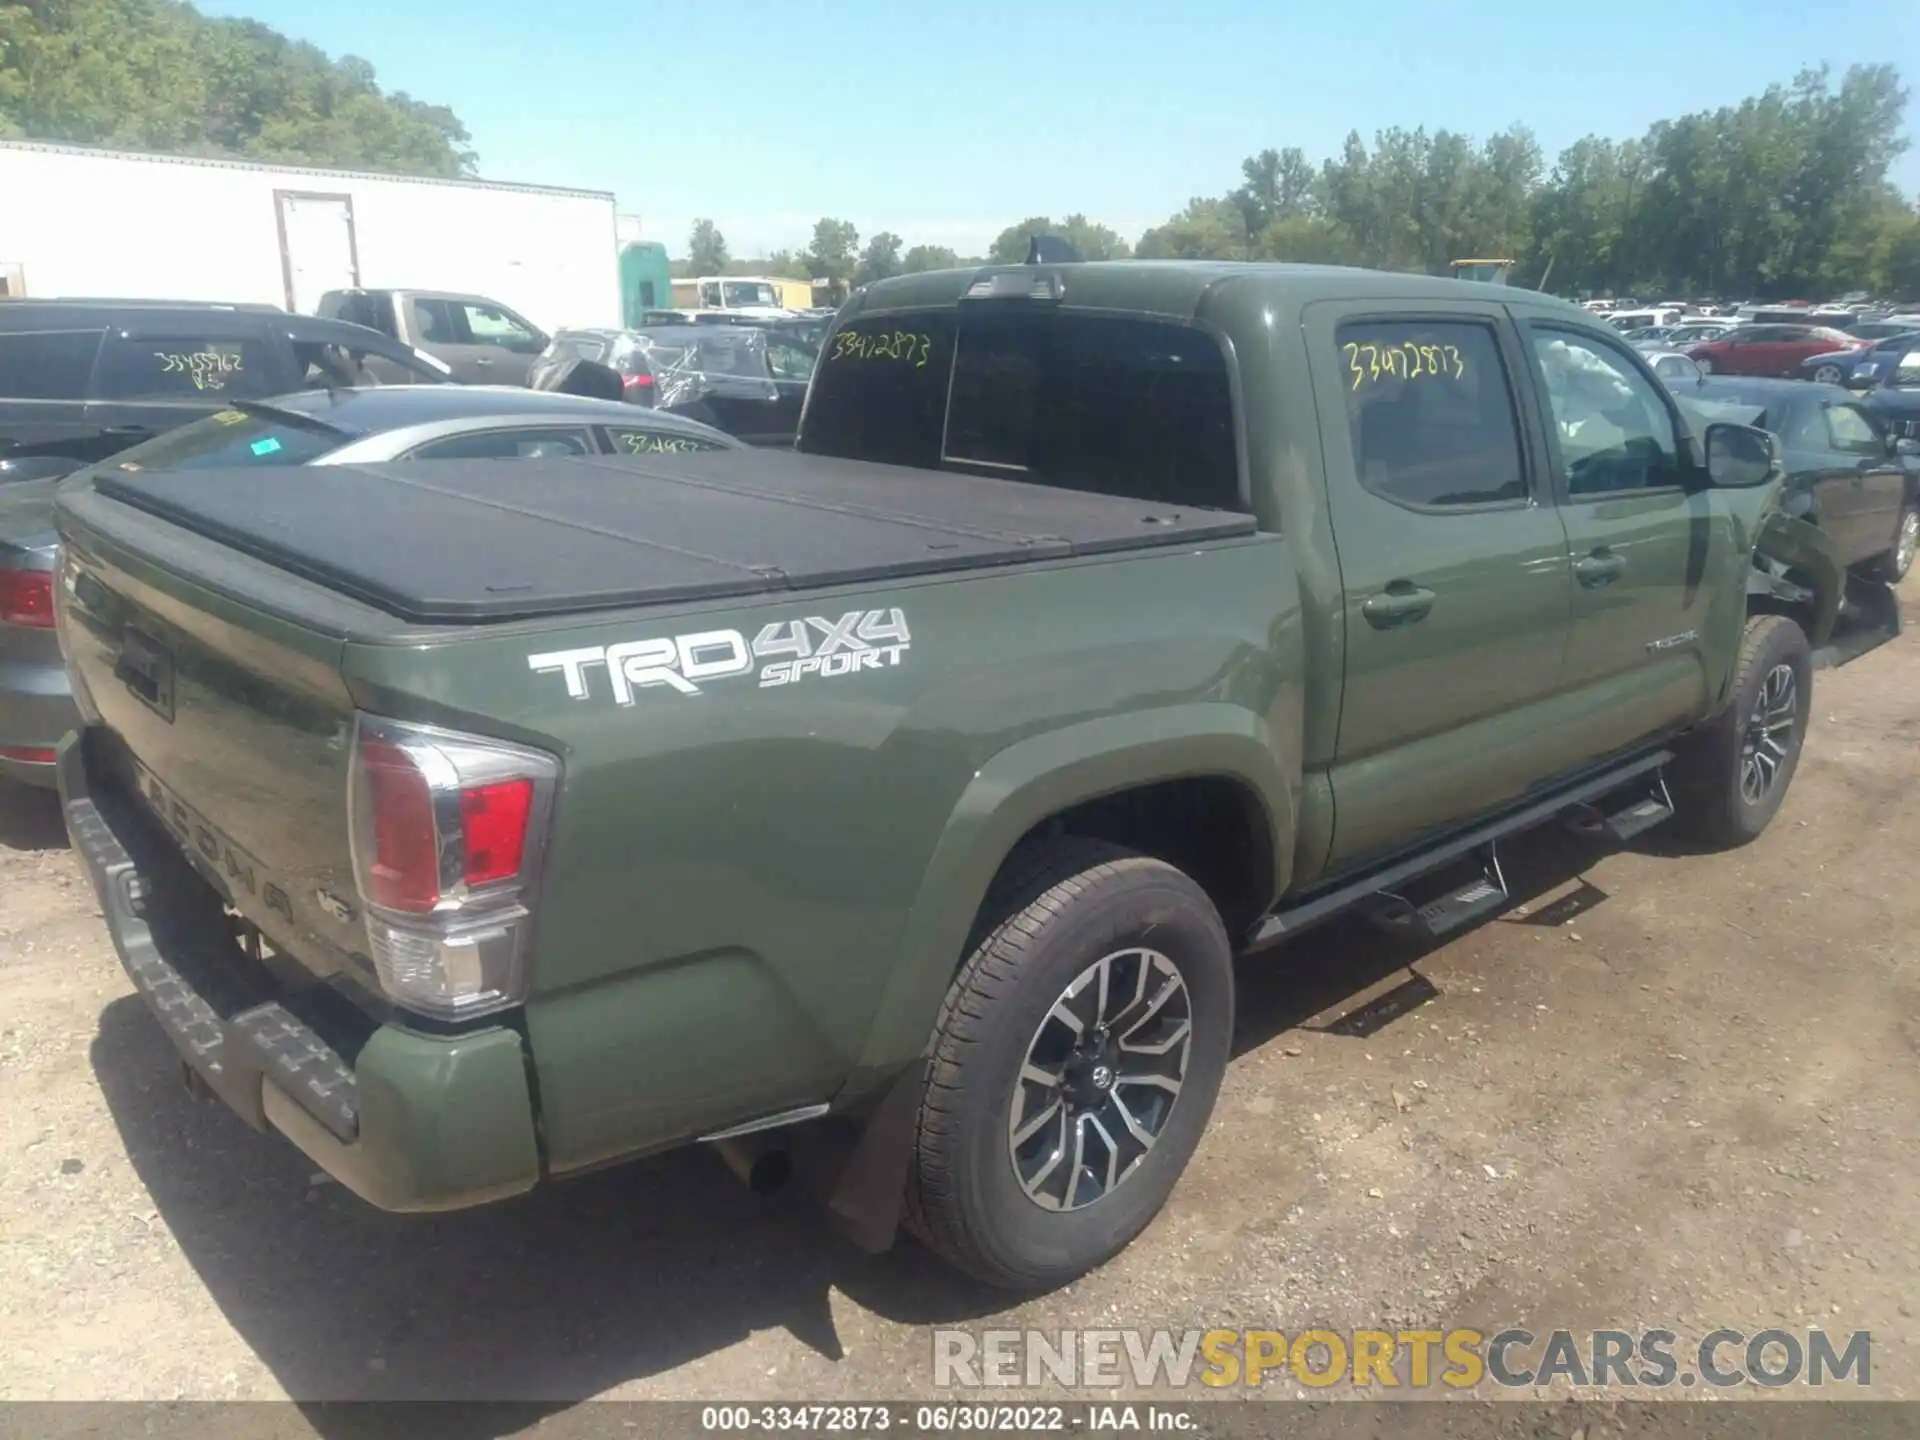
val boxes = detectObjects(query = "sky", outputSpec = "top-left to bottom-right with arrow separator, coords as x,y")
197,0 -> 1920,261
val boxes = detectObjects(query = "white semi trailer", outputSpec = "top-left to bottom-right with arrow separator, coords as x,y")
0,139 -> 620,332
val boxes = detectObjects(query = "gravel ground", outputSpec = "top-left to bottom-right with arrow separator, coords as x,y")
2,579 -> 1916,1425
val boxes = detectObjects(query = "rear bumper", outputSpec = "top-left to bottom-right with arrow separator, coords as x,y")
0,651 -> 76,788
59,728 -> 542,1211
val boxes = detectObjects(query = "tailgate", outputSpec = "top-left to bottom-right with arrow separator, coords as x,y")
56,507 -> 368,993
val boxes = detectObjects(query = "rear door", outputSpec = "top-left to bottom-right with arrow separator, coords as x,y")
274,192 -> 358,314
84,324 -> 291,457
1716,326 -> 1770,376
0,327 -> 106,462
1302,301 -> 1575,865
1516,320 -> 1727,754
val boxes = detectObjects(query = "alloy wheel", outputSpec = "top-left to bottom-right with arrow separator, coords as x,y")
1008,948 -> 1192,1212
1740,663 -> 1798,806
1897,509 -> 1918,577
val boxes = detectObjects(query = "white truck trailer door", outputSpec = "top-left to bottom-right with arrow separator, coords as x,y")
275,191 -> 359,314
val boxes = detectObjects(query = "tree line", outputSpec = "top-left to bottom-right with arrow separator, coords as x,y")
0,0 -> 475,176
688,65 -> 1920,301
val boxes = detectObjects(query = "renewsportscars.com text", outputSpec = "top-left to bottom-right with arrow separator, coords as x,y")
932,1327 -> 1871,1391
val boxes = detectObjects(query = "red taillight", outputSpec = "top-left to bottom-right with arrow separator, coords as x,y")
347,715 -> 558,1019
0,745 -> 56,764
0,569 -> 55,628
460,778 -> 533,887
358,737 -> 442,913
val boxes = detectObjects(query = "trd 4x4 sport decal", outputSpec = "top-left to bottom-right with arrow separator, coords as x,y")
528,608 -> 911,702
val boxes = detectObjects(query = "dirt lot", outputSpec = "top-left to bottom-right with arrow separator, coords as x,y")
3,581 -> 1917,1424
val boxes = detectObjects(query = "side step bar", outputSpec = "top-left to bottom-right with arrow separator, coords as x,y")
1368,842 -> 1510,943
1246,748 -> 1674,952
1562,774 -> 1676,845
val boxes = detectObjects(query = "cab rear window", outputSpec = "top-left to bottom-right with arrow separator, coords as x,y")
800,308 -> 1242,509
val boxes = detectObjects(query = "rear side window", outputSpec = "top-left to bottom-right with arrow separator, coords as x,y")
0,329 -> 103,400
94,335 -> 274,400
405,427 -> 594,460
802,309 -> 1241,509
1337,320 -> 1528,508
410,299 -> 464,345
333,293 -> 397,338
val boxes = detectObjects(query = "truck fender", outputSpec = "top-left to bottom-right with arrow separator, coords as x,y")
1752,512 -> 1844,648
818,704 -> 1291,1251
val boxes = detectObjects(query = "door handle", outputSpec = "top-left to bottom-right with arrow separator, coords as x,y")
1360,581 -> 1436,628
1573,547 -> 1627,587
101,425 -> 152,439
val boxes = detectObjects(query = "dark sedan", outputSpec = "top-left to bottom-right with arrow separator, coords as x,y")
1680,376 -> 1917,584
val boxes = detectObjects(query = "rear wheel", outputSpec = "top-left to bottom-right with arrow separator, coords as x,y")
1865,501 -> 1918,584
1695,356 -> 1715,374
1669,615 -> 1812,847
906,837 -> 1233,1289
1811,363 -> 1845,385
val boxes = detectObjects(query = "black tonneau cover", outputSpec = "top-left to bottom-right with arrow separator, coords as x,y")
94,450 -> 1258,623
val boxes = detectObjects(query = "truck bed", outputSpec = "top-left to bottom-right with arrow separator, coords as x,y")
94,450 -> 1258,623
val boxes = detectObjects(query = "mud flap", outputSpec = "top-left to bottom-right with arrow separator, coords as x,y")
1752,512 -> 1844,649
798,1058 -> 926,1255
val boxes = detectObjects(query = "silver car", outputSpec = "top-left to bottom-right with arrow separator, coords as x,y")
0,386 -> 738,789
1642,349 -> 1709,392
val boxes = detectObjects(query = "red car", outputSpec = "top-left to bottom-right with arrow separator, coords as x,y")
1687,324 -> 1865,378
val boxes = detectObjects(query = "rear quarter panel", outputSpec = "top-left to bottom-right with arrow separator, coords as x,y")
343,539 -> 1305,1171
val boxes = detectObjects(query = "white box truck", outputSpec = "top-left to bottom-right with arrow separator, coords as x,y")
0,140 -> 620,332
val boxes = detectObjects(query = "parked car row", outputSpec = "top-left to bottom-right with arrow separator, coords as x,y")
526,322 -> 816,445
0,297 -> 747,788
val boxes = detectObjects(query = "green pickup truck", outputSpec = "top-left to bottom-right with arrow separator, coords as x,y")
52,261 -> 1842,1290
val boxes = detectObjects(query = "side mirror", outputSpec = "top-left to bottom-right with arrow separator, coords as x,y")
1896,436 -> 1920,457
1704,422 -> 1780,489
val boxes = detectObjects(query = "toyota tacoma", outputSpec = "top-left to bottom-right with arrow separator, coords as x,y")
52,261 -> 1840,1288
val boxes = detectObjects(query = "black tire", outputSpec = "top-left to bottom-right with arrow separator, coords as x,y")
1864,499 -> 1918,584
906,837 -> 1233,1289
1669,614 -> 1812,847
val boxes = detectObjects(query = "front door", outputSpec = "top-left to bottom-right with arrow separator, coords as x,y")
1823,399 -> 1909,564
1303,302 -> 1574,866
1518,321 -> 1722,755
